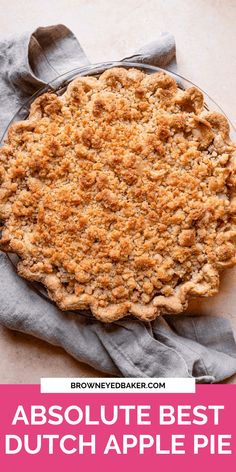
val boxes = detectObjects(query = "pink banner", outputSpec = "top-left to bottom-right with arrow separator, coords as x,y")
0,385 -> 235,471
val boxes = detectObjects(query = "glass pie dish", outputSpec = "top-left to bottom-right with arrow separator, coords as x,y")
1,61 -> 236,319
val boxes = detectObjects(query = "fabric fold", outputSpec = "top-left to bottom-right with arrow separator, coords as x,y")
123,32 -> 176,67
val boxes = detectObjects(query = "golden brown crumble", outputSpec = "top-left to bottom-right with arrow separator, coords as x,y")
0,67 -> 236,321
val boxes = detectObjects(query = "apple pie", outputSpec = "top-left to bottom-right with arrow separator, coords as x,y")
0,67 -> 235,322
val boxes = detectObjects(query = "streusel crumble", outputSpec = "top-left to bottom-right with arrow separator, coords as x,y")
0,67 -> 235,321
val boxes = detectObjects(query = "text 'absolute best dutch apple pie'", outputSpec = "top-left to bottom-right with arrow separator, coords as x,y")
0,67 -> 236,321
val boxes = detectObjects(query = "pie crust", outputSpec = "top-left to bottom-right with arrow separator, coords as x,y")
0,67 -> 236,322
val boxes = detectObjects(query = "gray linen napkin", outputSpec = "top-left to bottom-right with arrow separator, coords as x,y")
0,24 -> 236,383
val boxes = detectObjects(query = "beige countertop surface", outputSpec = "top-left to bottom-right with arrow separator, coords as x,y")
0,0 -> 236,383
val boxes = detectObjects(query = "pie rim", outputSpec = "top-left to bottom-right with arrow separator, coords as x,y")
0,65 -> 236,322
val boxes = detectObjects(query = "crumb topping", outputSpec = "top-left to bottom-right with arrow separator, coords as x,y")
0,67 -> 236,321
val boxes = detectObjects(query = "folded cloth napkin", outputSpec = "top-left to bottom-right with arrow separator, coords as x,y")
0,24 -> 236,383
